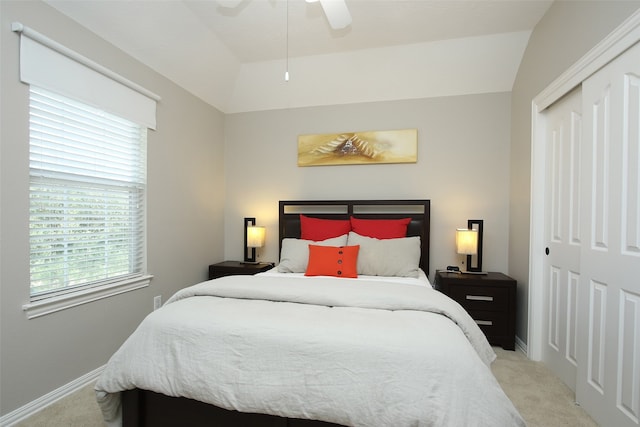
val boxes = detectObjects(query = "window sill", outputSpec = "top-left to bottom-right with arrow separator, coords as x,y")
23,275 -> 153,319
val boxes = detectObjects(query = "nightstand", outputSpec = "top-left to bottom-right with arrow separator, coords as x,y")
435,271 -> 516,350
208,261 -> 274,280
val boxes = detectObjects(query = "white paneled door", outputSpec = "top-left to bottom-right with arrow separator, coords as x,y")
577,41 -> 640,427
542,87 -> 582,391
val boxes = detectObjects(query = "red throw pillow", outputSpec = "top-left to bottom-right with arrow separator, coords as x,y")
349,217 -> 411,239
305,245 -> 359,278
300,215 -> 351,241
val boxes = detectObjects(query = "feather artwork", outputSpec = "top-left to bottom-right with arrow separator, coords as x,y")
297,129 -> 417,167
311,134 -> 379,158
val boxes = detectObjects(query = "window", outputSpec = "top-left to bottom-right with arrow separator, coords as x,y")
29,87 -> 148,299
14,23 -> 159,318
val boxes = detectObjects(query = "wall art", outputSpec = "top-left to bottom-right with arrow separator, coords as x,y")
297,128 -> 417,166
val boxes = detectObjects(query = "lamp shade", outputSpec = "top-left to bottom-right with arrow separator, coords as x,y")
246,226 -> 265,248
456,228 -> 478,255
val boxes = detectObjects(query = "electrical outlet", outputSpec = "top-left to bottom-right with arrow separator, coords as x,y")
153,295 -> 162,310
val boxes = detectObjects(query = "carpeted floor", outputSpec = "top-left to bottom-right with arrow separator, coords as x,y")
491,348 -> 597,426
15,347 -> 597,426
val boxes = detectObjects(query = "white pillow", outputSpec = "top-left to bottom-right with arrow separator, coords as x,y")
278,235 -> 348,273
347,232 -> 420,278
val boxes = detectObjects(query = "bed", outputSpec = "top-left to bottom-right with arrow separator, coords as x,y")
95,199 -> 525,427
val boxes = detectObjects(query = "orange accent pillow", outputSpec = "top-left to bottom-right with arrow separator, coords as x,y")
300,215 -> 351,241
350,217 -> 411,239
305,245 -> 359,278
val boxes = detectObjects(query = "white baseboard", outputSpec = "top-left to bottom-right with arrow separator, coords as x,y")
515,335 -> 528,356
0,365 -> 104,427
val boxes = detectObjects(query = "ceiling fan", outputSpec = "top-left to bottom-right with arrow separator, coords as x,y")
305,0 -> 351,30
216,0 -> 352,30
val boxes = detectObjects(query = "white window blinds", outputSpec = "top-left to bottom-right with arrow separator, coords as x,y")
29,87 -> 147,298
12,23 -> 157,307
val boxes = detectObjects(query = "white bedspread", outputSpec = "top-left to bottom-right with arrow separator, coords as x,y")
95,275 -> 525,427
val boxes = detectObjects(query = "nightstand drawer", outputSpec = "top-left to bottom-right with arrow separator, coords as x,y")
467,310 -> 508,337
449,285 -> 508,311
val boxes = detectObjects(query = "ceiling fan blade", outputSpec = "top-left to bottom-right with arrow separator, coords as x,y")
318,0 -> 352,30
216,0 -> 243,8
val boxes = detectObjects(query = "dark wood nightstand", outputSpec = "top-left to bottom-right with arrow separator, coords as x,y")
208,261 -> 274,280
435,271 -> 516,350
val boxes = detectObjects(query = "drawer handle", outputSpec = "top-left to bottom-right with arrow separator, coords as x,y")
466,295 -> 494,302
475,320 -> 493,326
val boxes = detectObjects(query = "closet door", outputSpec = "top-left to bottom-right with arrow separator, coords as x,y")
577,40 -> 640,427
542,87 -> 582,391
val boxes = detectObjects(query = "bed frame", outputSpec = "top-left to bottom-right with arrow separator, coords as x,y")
122,199 -> 431,427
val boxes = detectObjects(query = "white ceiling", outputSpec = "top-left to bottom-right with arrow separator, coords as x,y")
44,0 -> 553,113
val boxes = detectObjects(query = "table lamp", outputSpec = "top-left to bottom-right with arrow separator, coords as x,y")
244,217 -> 265,263
456,219 -> 484,273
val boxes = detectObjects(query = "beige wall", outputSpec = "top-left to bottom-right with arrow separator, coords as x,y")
0,1 -> 225,415
223,94 -> 513,280
509,0 -> 640,345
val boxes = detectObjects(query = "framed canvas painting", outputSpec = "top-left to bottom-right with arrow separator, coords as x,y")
297,129 -> 417,166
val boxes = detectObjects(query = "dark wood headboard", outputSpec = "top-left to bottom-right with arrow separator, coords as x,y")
279,199 -> 431,274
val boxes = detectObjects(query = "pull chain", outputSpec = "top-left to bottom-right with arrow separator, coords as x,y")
285,0 -> 290,81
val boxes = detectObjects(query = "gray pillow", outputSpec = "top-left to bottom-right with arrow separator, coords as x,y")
347,232 -> 420,278
278,234 -> 348,273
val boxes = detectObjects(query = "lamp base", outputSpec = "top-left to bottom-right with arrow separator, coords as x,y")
240,260 -> 261,265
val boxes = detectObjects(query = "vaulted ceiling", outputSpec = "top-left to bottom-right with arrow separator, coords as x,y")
44,0 -> 553,113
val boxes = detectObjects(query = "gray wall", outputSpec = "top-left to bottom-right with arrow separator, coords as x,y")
0,1 -> 225,415
222,94 -> 513,281
509,0 -> 640,345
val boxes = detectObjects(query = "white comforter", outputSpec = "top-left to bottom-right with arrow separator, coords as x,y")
95,275 -> 525,427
